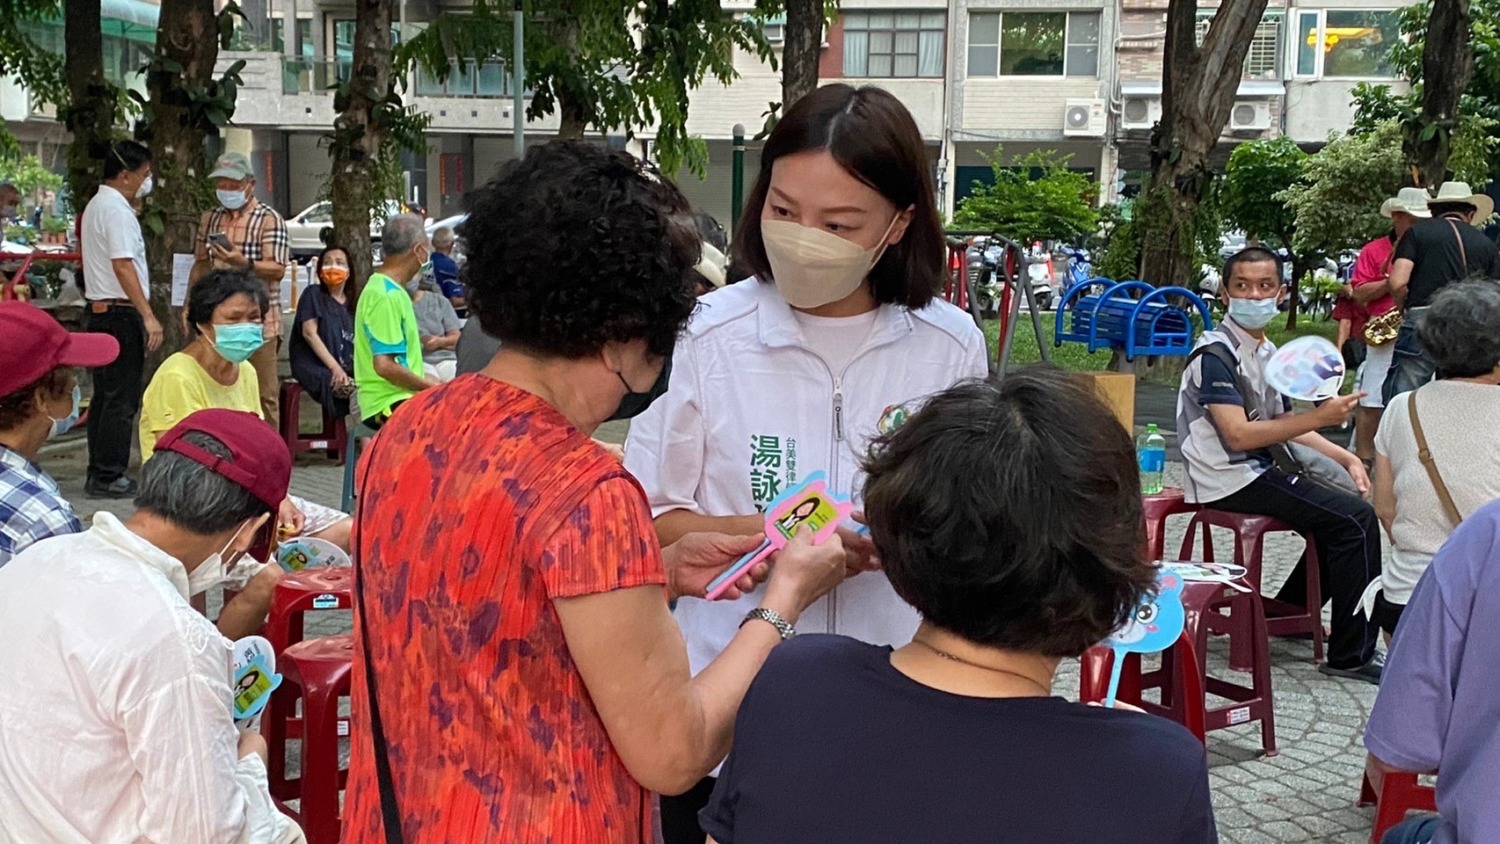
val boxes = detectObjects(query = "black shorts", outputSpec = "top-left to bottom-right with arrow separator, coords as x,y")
1372,592 -> 1406,635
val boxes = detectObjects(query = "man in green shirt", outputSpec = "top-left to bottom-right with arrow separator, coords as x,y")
354,213 -> 439,429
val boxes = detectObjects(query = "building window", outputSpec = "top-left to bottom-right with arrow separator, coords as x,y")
967,11 -> 1101,78
843,11 -> 946,78
756,12 -> 786,43
1295,10 -> 1401,78
1196,9 -> 1282,79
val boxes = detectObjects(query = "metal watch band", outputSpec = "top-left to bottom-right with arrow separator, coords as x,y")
741,608 -> 796,641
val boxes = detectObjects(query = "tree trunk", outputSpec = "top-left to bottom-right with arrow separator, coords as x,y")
1409,0 -> 1473,187
62,0 -> 113,209
1284,252 -> 1312,330
781,0 -> 823,110
141,0 -> 220,365
1138,0 -> 1270,289
330,0 -> 394,287
553,15 -> 588,139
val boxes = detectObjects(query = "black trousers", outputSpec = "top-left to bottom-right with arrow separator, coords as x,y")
658,776 -> 716,844
1211,469 -> 1381,669
82,306 -> 144,484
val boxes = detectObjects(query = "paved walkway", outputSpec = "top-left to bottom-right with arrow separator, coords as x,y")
37,426 -> 1390,843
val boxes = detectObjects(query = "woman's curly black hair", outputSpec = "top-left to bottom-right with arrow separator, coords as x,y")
860,366 -> 1154,658
458,141 -> 699,359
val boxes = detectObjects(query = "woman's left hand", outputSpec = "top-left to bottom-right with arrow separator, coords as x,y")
277,497 -> 306,538
1343,455 -> 1371,496
837,512 -> 881,578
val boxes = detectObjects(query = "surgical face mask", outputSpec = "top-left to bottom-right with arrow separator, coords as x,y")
208,322 -> 265,364
137,174 -> 154,198
608,353 -> 672,421
417,246 -> 433,276
761,215 -> 899,309
187,520 -> 251,596
405,278 -> 421,295
320,266 -> 349,287
1227,296 -> 1280,330
218,188 -> 248,211
45,385 -> 81,440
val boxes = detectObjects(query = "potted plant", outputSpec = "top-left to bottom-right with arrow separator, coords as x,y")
39,216 -> 69,245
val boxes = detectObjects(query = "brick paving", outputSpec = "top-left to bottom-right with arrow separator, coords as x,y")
36,431 -> 1390,843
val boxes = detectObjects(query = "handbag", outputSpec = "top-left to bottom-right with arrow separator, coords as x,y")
1361,240 -> 1403,346
1407,388 -> 1464,526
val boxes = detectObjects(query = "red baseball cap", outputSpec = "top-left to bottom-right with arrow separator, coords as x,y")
0,301 -> 119,396
154,409 -> 292,562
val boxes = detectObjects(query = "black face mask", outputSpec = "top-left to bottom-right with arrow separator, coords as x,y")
608,353 -> 673,422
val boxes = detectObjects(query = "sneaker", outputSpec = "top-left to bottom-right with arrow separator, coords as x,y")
1318,652 -> 1385,685
85,476 -> 137,499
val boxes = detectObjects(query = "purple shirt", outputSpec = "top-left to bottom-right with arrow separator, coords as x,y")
1365,500 -> 1500,844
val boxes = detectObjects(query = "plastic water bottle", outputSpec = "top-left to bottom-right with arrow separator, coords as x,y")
1138,423 -> 1166,495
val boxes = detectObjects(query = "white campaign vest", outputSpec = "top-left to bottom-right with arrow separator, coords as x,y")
624,280 -> 989,676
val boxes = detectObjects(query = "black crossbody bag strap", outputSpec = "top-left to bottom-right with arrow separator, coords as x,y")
1188,343 -> 1306,477
353,435 -> 405,844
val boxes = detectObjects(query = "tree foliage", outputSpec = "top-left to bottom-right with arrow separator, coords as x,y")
1220,137 -> 1307,247
400,0 -> 778,177
1351,0 -> 1499,184
952,149 -> 1099,246
0,153 -> 63,194
1279,122 -> 1406,258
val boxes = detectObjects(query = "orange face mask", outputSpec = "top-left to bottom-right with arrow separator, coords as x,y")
320,266 -> 349,286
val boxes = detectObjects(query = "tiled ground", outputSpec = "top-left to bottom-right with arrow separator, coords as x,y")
38,434 -> 1392,843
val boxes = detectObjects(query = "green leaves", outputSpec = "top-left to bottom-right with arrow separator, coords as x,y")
952,148 -> 1100,246
1221,137 -> 1307,249
1279,121 -> 1403,256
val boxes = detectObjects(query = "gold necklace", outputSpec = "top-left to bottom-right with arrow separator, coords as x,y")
911,638 -> 1051,694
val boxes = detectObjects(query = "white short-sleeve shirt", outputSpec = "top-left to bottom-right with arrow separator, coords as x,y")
81,185 -> 149,301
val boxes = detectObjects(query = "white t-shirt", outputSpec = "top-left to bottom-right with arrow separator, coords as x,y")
1374,380 -> 1500,604
81,184 -> 149,301
791,309 -> 880,376
0,513 -> 302,843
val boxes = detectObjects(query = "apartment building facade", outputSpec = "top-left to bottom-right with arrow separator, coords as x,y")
0,0 -> 1411,223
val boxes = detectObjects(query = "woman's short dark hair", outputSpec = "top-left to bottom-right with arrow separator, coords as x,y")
136,430 -> 271,534
314,245 -> 356,314
459,140 -> 698,358
187,269 -> 269,337
732,84 -> 944,310
1420,280 -> 1500,379
104,140 -> 151,180
861,367 -> 1154,657
0,368 -> 70,430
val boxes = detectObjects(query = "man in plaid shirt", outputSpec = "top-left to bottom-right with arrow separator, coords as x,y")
187,152 -> 291,428
0,302 -> 121,566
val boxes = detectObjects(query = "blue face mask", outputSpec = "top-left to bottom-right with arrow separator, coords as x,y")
209,322 -> 265,364
1227,296 -> 1280,330
45,385 -> 81,440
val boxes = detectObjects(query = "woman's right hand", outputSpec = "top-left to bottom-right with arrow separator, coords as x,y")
761,527 -> 846,618
330,367 -> 351,390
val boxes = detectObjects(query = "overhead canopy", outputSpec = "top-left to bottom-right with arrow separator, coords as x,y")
100,0 -> 160,43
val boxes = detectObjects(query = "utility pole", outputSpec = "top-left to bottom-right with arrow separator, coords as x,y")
513,0 -> 525,158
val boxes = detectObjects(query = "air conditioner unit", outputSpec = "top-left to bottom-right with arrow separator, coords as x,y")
1119,96 -> 1162,130
1063,99 -> 1107,138
1229,100 -> 1272,132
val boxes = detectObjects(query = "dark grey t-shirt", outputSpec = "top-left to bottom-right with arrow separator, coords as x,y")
702,634 -> 1217,844
455,315 -> 501,375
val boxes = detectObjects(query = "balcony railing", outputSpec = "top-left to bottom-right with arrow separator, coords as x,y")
281,57 -> 529,99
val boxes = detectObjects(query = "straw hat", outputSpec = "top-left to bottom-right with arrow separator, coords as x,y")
1379,187 -> 1432,219
1430,181 -> 1495,224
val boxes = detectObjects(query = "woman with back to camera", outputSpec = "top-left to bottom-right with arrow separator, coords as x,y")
624,83 -> 989,840
702,368 -> 1217,843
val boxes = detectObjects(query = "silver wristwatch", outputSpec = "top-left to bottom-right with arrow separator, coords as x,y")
741,608 -> 796,641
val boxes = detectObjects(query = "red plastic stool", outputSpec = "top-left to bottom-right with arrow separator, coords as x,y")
1179,509 -> 1325,664
278,379 -> 347,462
1081,580 -> 1277,755
1080,628 -> 1207,744
1142,488 -> 1201,561
264,567 -> 353,655
1359,756 -> 1437,844
266,634 -> 353,844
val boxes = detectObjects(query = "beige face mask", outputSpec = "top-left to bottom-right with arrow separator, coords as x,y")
762,214 -> 900,309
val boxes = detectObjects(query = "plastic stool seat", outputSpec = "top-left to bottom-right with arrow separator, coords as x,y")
278,379 -> 347,463
1079,629 -> 1207,744
267,634 -> 353,844
1142,488 -> 1200,561
265,567 -> 353,655
1180,509 -> 1325,664
1358,756 -> 1437,844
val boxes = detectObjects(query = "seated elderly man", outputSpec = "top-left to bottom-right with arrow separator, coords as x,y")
0,408 -> 304,843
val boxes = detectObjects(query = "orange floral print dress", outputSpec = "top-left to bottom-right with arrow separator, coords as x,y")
344,376 -> 667,843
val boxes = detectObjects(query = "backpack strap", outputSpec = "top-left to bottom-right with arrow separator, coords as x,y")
1407,389 -> 1463,526
1188,342 -> 1305,477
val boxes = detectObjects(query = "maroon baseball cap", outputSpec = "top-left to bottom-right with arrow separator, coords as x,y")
0,301 -> 119,395
154,409 -> 292,561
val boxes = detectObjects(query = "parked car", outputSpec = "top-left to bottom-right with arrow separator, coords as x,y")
286,199 -> 406,257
